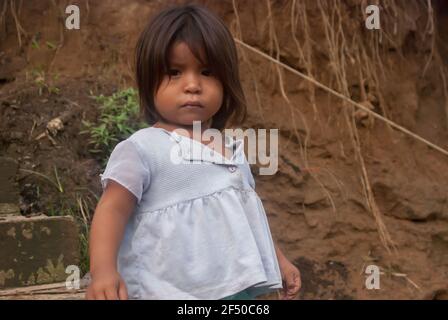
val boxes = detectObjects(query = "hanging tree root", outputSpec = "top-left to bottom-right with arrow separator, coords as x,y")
316,0 -> 396,254
9,0 -> 28,48
232,0 -> 446,255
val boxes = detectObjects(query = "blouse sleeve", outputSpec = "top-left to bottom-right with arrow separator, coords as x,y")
100,139 -> 151,203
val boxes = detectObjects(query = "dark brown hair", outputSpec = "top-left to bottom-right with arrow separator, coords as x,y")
134,4 -> 247,131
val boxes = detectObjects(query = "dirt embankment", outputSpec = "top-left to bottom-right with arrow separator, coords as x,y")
1,0 -> 448,299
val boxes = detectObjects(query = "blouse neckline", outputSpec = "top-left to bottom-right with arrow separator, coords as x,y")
149,126 -> 244,165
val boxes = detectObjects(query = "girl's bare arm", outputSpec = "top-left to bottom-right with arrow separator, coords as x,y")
86,180 -> 137,300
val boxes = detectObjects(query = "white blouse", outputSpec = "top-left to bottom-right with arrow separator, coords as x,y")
100,126 -> 282,299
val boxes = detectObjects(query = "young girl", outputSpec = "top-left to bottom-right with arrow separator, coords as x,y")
86,3 -> 301,300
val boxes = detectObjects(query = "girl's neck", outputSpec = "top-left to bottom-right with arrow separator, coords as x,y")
152,120 -> 213,137
153,121 -> 216,145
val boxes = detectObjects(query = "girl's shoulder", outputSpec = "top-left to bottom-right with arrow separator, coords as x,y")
127,126 -> 172,149
128,126 -> 168,141
121,126 -> 174,164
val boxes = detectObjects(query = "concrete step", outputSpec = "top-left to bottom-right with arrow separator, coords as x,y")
0,156 -> 81,290
0,214 -> 80,289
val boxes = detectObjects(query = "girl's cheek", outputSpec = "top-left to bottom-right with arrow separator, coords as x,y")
155,80 -> 171,96
205,77 -> 222,91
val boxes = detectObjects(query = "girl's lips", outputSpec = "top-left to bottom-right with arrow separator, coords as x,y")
181,101 -> 203,108
180,103 -> 204,109
182,105 -> 203,109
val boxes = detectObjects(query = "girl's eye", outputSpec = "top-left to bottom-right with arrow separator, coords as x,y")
168,69 -> 180,76
202,69 -> 212,76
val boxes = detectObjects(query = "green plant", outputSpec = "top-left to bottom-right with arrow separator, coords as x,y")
19,165 -> 64,193
74,194 -> 93,276
79,231 -> 90,276
81,88 -> 147,166
78,88 -> 148,273
46,41 -> 57,50
31,68 -> 60,96
31,38 -> 40,49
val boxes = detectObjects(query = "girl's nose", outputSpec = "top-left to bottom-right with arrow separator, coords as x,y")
184,73 -> 202,94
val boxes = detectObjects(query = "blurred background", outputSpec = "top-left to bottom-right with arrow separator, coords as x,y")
0,0 -> 447,299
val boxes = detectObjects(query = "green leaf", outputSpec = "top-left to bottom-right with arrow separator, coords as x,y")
46,41 -> 57,50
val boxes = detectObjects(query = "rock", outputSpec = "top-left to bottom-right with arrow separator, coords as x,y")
46,117 -> 64,136
372,179 -> 448,221
9,132 -> 24,140
293,257 -> 354,300
429,231 -> 448,266
304,211 -> 319,227
304,187 -> 329,208
423,288 -> 448,300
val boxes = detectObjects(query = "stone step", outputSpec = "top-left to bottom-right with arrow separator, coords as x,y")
0,214 -> 80,289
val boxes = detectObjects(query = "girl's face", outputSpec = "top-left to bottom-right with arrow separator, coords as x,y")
154,41 -> 223,130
